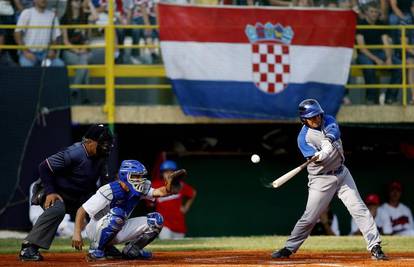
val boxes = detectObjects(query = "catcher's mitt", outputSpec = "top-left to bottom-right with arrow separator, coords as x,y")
165,169 -> 187,194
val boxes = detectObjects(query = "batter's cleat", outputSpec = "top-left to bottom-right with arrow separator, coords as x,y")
371,245 -> 388,260
19,243 -> 43,261
104,245 -> 123,259
271,247 -> 292,259
86,250 -> 106,261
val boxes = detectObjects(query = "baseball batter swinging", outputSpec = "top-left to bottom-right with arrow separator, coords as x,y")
272,99 -> 387,260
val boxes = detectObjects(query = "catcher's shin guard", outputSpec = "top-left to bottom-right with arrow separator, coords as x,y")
122,212 -> 163,259
90,207 -> 127,252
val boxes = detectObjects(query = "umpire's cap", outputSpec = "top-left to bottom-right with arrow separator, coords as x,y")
84,124 -> 113,143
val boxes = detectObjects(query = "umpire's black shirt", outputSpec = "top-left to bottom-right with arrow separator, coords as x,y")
42,142 -> 109,201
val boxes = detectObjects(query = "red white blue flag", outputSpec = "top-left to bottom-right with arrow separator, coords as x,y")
159,4 -> 356,120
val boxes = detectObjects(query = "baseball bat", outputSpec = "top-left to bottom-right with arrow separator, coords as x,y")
271,156 -> 318,188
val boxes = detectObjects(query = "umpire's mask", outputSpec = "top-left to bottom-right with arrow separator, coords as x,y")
84,124 -> 114,157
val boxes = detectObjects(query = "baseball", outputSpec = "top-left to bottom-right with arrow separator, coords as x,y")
251,154 -> 260,163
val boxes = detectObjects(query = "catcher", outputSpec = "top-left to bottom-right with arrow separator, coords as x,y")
71,159 -> 187,261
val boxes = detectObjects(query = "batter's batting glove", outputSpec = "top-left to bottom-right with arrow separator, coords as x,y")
165,169 -> 187,194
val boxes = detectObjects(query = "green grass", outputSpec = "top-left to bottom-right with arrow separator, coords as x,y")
2,236 -> 414,254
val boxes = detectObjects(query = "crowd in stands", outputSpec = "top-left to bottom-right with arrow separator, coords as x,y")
0,0 -> 413,102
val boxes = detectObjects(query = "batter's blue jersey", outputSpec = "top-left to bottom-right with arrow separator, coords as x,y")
297,115 -> 344,175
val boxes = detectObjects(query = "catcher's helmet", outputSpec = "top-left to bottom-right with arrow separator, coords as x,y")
160,160 -> 177,172
119,160 -> 148,195
298,99 -> 324,121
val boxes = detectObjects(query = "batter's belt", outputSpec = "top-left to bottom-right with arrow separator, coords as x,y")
322,165 -> 344,176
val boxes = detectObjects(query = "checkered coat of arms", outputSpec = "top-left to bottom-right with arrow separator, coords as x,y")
245,23 -> 294,94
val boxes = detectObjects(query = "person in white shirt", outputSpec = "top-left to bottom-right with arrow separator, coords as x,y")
377,181 -> 414,236
350,194 -> 381,235
14,0 -> 64,66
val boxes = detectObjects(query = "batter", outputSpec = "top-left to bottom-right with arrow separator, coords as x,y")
272,99 -> 387,260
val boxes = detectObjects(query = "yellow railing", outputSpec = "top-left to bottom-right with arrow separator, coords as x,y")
0,21 -> 413,125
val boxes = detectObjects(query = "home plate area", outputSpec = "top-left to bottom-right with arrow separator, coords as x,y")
3,251 -> 414,266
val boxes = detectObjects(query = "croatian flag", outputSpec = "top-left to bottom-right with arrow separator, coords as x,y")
159,4 -> 356,120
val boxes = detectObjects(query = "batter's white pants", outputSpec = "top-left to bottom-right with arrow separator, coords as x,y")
86,216 -> 149,245
285,166 -> 381,253
159,226 -> 185,240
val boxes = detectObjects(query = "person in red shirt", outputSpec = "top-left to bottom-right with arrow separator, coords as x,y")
152,160 -> 196,239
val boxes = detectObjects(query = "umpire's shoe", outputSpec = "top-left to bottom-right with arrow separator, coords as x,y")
271,247 -> 292,259
371,245 -> 388,260
19,243 -> 43,261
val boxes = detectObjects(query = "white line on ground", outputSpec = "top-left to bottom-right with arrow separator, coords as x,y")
90,261 -> 131,267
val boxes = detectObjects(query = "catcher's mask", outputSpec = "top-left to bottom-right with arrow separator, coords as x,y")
118,160 -> 149,195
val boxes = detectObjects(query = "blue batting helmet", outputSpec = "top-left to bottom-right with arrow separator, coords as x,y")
298,99 -> 324,121
119,160 -> 149,195
160,160 -> 177,172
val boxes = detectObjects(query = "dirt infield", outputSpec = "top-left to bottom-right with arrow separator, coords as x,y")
3,250 -> 414,266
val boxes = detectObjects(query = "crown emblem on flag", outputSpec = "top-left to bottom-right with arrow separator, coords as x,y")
245,23 -> 294,44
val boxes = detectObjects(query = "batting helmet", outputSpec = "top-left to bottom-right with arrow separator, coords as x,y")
160,160 -> 177,172
119,160 -> 149,195
298,99 -> 324,121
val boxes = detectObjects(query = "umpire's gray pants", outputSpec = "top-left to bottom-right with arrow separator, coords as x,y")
285,167 -> 381,253
25,200 -> 66,249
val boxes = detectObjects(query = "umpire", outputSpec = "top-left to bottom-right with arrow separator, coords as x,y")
19,124 -> 114,261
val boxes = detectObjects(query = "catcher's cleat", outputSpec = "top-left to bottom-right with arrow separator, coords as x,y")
104,245 -> 123,259
123,248 -> 153,260
371,245 -> 388,260
19,244 -> 43,261
271,247 -> 292,259
86,250 -> 106,261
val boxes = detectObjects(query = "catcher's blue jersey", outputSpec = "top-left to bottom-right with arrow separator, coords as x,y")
95,181 -> 142,220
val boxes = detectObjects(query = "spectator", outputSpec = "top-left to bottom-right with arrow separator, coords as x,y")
356,2 -> 401,104
310,206 -> 340,236
293,0 -> 314,6
350,194 -> 382,235
0,0 -> 22,65
19,124 -> 113,261
14,0 -> 65,67
326,0 -> 339,8
356,0 -> 388,22
377,180 -> 414,236
61,0 -> 90,85
129,0 -> 159,64
91,0 -> 127,63
338,0 -> 352,8
405,26 -> 414,104
387,0 -> 413,62
0,22 -> 17,66
389,0 -> 413,31
152,160 -> 197,239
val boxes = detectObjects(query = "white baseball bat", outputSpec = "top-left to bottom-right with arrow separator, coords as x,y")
271,156 -> 318,188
